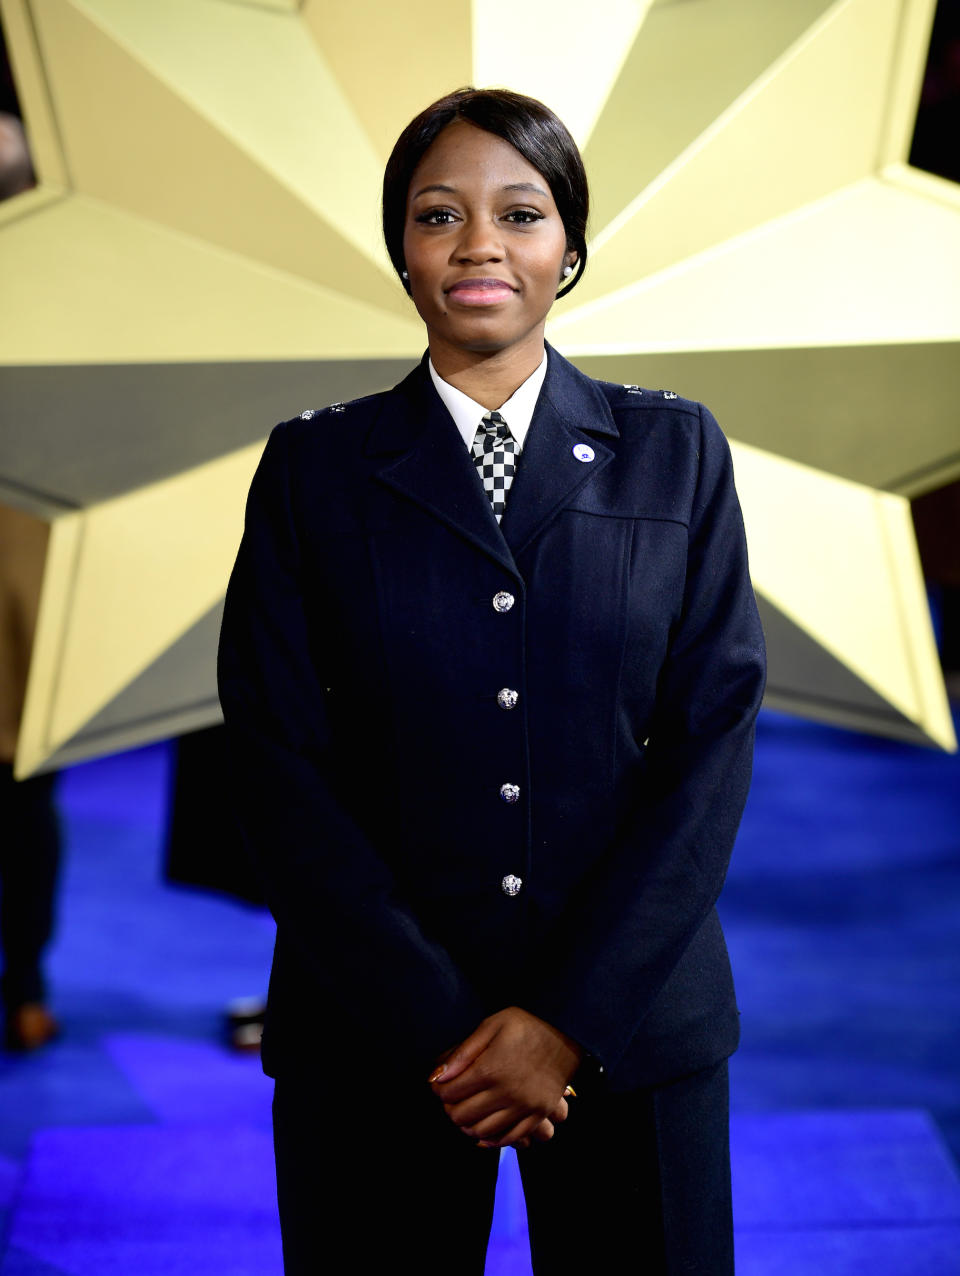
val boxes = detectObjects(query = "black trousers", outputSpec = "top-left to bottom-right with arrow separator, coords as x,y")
273,1057 -> 732,1274
0,763 -> 61,1011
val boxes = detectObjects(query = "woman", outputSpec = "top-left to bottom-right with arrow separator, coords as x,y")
218,87 -> 765,1274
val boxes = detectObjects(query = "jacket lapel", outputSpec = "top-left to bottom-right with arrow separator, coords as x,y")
368,358 -> 518,577
500,345 -> 618,556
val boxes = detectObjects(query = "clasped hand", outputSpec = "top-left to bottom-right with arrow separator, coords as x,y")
429,1006 -> 582,1150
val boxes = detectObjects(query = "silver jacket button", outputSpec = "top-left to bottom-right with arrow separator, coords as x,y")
500,783 -> 520,803
492,591 -> 515,613
501,874 -> 523,896
497,688 -> 519,710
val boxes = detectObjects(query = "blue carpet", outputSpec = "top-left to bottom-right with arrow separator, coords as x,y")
486,1110 -> 960,1274
725,711 -> 960,1166
103,1034 -> 272,1126
736,1226 -> 960,1273
4,1127 -> 280,1276
5,1111 -> 958,1275
0,708 -> 958,1274
732,1109 -> 960,1226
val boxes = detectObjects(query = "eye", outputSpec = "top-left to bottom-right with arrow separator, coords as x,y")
503,209 -> 544,225
414,208 -> 458,225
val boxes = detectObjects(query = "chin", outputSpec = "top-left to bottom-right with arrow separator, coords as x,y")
456,335 -> 517,353
445,317 -> 539,350
431,320 -> 516,354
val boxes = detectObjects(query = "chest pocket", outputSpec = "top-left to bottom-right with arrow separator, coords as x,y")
565,485 -> 691,524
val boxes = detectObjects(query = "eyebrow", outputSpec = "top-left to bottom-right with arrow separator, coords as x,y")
411,181 -> 550,200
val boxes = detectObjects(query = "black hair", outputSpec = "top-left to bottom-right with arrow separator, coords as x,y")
382,87 -> 588,300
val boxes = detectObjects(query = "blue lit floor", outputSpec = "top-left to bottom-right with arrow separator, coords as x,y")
1,709 -> 959,1274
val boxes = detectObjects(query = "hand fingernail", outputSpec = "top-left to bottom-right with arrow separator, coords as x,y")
476,1141 -> 494,1149
428,1066 -> 446,1083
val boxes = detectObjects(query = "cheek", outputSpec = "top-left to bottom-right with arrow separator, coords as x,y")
535,236 -> 571,286
533,251 -> 568,295
401,229 -> 427,281
404,239 -> 443,292
401,234 -> 416,283
403,256 -> 448,324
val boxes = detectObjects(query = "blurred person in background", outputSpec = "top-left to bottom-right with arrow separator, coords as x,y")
0,111 -> 60,1053
0,510 -> 61,1052
0,111 -> 33,201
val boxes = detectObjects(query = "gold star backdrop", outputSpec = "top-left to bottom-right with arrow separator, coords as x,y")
0,0 -> 956,776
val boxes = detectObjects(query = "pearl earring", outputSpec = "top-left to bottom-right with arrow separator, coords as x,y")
562,265 -> 574,278
401,270 -> 409,280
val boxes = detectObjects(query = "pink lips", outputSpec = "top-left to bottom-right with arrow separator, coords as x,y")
446,278 -> 515,306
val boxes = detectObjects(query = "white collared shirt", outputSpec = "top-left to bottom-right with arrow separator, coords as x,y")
428,352 -> 548,453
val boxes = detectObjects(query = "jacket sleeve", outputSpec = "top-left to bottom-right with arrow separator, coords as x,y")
217,422 -> 485,1070
527,404 -> 766,1074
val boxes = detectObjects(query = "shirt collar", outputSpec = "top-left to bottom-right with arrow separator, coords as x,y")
428,351 -> 548,452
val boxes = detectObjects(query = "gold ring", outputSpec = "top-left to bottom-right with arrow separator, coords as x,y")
563,1085 -> 577,1098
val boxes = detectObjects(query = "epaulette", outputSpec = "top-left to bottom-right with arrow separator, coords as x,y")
614,383 -> 695,410
294,391 -> 381,423
298,402 -> 345,421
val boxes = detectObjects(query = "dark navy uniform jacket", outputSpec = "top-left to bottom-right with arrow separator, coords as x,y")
217,344 -> 766,1092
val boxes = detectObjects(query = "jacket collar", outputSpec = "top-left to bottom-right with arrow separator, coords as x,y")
368,344 -> 618,569
500,344 -> 617,555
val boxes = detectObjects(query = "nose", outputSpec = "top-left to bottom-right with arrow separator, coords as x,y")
452,217 -> 504,265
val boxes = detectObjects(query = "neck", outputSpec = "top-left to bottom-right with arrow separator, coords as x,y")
428,334 -> 545,411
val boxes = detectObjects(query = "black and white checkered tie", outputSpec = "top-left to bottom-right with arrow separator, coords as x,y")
471,410 -> 517,523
